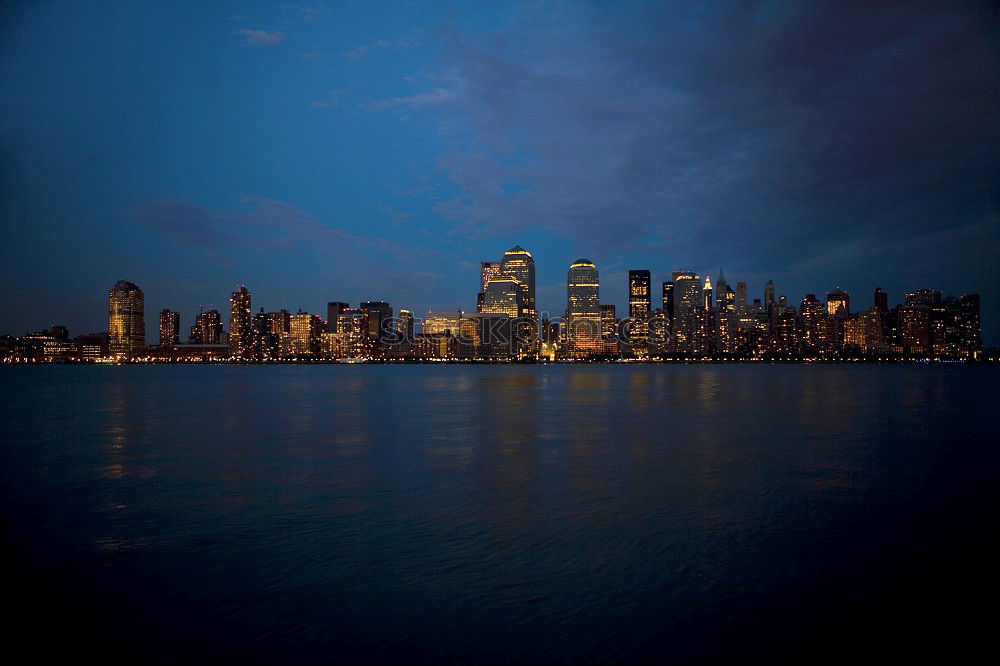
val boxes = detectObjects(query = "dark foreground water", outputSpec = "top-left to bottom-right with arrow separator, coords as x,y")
1,364 -> 997,663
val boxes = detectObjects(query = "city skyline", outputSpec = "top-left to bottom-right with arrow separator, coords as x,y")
1,2 -> 997,345
1,257 -> 994,349
0,243 -> 985,362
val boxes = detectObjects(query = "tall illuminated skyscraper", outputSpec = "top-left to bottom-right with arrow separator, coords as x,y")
108,279 -> 144,358
628,270 -> 651,341
703,275 -> 713,310
397,309 -> 414,341
500,246 -> 535,321
289,310 -> 324,356
671,272 -> 700,351
567,259 -> 601,352
195,309 -> 223,344
159,309 -> 180,350
600,304 -> 617,339
229,285 -> 252,359
480,261 -> 502,293
481,274 -> 521,317
477,261 -> 503,313
826,288 -> 850,316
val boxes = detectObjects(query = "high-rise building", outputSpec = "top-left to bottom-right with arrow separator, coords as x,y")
397,309 -> 414,341
715,272 -> 735,353
108,279 -> 145,358
476,262 -> 502,313
360,301 -> 392,343
662,281 -> 674,329
959,293 -> 981,358
424,311 -> 465,335
159,310 -> 180,350
628,270 -> 651,341
567,259 -> 601,353
800,294 -> 825,351
327,302 -> 348,333
195,309 -> 223,345
764,280 -> 775,310
481,274 -> 521,318
671,272 -> 700,351
905,289 -> 942,307
899,305 -> 929,355
736,281 -> 748,311
873,288 -> 888,313
703,275 -> 713,310
289,310 -> 324,357
229,285 -> 252,359
826,288 -> 850,316
336,308 -> 368,358
480,262 -> 502,293
600,304 -> 617,339
500,246 -> 536,321
250,309 -> 275,360
265,310 -> 290,356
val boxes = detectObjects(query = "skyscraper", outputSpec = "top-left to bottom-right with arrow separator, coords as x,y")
826,288 -> 850,316
873,288 -> 888,313
959,294 -> 982,358
671,272 -> 700,352
289,310 -> 324,356
764,280 -> 775,310
360,301 -> 393,342
800,294 -> 825,351
500,246 -> 536,321
480,262 -> 502,293
397,309 -> 414,341
567,259 -> 601,353
715,272 -> 735,353
327,302 -> 348,333
481,274 -> 521,318
159,309 -> 179,350
195,310 -> 223,344
628,270 -> 651,341
108,279 -> 144,359
703,275 -> 713,310
229,285 -> 252,359
662,281 -> 674,329
477,262 -> 502,313
600,304 -> 617,339
736,281 -> 748,311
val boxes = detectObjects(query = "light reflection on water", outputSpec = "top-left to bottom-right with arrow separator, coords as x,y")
1,364 -> 997,664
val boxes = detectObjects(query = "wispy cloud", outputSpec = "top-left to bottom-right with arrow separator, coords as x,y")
233,28 -> 284,48
131,198 -> 428,261
134,198 -> 363,251
378,2 -> 999,275
346,39 -> 390,61
310,89 -> 344,108
300,50 -> 324,60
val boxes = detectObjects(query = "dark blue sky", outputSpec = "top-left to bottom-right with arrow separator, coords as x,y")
2,1 -> 998,341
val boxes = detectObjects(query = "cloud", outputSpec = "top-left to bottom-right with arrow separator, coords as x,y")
310,89 -> 344,108
300,50 -> 324,60
380,2 -> 999,276
134,198 -> 367,251
346,39 -> 390,60
233,28 -> 284,47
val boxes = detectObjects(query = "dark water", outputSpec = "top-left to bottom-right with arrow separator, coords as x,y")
1,364 -> 997,663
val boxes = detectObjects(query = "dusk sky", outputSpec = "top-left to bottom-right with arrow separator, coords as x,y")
2,1 -> 997,341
